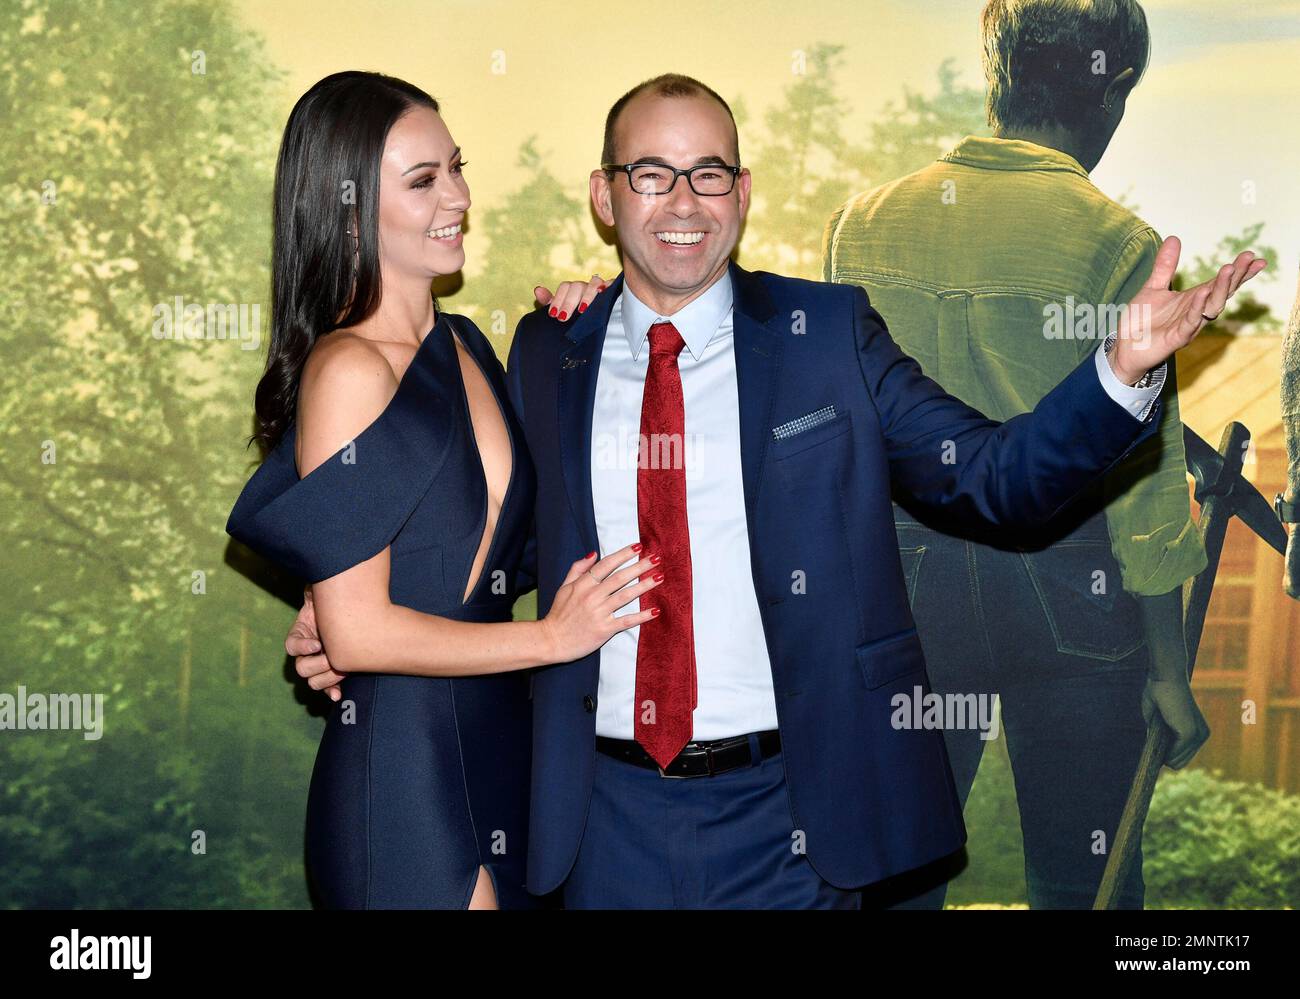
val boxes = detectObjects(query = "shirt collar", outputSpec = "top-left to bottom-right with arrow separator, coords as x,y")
941,134 -> 1091,181
619,270 -> 734,362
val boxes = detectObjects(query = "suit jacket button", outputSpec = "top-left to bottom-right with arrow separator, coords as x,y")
583,694 -> 595,713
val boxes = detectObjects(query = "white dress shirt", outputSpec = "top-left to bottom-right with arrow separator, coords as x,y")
589,272 -> 1164,741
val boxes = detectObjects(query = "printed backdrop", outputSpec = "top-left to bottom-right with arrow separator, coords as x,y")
2,0 -> 1297,907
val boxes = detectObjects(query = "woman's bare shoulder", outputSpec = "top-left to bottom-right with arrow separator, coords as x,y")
296,331 -> 402,477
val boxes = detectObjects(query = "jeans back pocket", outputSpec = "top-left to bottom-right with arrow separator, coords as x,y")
1018,540 -> 1144,661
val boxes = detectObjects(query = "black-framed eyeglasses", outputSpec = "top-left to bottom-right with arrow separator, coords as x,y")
601,161 -> 741,196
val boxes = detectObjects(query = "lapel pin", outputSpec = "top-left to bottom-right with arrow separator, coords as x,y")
562,357 -> 588,369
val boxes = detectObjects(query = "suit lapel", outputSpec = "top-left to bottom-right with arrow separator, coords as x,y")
729,260 -> 783,519
556,273 -> 622,553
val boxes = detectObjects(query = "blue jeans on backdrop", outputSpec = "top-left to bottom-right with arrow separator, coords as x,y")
873,502 -> 1149,910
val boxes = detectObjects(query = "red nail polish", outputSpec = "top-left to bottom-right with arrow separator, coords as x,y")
652,571 -> 664,582
598,284 -> 607,291
586,551 -> 597,559
559,311 -> 567,321
651,607 -> 661,617
578,302 -> 587,313
631,542 -> 643,552
650,552 -> 662,565
549,307 -> 557,317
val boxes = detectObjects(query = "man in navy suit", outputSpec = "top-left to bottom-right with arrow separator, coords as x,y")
289,73 -> 1262,908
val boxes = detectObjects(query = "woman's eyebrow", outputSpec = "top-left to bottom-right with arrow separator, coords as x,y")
401,147 -> 461,175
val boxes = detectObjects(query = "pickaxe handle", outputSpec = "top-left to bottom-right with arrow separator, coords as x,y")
1093,422 -> 1250,908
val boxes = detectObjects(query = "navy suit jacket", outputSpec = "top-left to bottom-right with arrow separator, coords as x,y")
505,258 -> 1163,893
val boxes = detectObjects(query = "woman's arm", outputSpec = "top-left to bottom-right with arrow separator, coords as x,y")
313,543 -> 654,676
297,334 -> 661,677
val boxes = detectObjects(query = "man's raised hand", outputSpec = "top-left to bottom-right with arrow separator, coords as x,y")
1111,236 -> 1267,385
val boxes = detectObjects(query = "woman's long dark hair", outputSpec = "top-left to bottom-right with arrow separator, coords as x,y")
251,71 -> 440,456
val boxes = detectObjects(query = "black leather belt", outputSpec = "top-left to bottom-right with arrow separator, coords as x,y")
595,730 -> 781,778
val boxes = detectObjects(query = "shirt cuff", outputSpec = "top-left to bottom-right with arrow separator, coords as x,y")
1096,333 -> 1165,423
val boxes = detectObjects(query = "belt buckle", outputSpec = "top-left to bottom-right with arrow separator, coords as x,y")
655,760 -> 687,779
655,744 -> 716,779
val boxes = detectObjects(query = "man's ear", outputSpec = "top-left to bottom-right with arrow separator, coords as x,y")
590,169 -> 615,228
1103,66 -> 1137,111
736,167 -> 753,222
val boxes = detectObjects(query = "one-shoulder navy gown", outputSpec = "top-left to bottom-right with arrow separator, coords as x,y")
226,312 -> 538,909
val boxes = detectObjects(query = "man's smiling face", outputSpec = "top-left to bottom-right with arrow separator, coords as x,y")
591,90 -> 751,315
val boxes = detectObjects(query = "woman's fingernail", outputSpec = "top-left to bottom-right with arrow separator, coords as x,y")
598,284 -> 607,291
549,307 -> 557,317
559,311 -> 567,320
649,553 -> 662,565
631,542 -> 643,552
578,302 -> 587,313
652,571 -> 664,582
586,550 -> 597,559
651,607 -> 661,617
308,642 -> 321,653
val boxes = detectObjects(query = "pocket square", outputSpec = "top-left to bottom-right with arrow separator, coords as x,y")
772,405 -> 837,440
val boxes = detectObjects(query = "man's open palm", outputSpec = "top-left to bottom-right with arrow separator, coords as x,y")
1112,236 -> 1267,384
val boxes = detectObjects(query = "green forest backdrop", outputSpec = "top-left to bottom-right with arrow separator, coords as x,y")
1,0 -> 1294,907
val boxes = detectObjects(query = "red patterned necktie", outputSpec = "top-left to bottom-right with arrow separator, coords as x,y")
635,320 -> 696,770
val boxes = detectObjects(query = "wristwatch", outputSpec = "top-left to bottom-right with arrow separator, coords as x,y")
1277,493 -> 1298,524
1104,334 -> 1153,388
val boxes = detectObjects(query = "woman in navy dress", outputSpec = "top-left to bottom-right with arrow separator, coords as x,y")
226,72 -> 662,909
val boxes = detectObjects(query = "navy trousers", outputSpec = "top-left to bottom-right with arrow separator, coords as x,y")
562,735 -> 862,909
